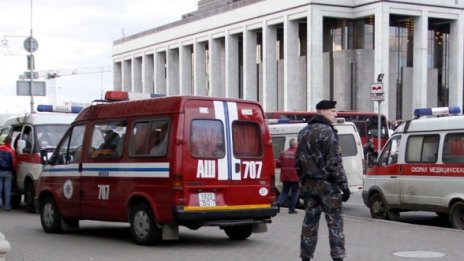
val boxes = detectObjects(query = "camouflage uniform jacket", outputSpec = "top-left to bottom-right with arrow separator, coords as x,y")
295,115 -> 348,186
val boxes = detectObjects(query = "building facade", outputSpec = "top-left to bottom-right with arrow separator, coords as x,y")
112,0 -> 464,121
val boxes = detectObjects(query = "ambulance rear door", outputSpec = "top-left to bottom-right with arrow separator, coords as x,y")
182,99 -> 274,211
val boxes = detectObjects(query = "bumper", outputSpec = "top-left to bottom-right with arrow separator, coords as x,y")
175,206 -> 278,225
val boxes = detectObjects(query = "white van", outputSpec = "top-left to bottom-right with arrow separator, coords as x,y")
1,105 -> 82,212
269,119 -> 364,196
363,106 -> 464,229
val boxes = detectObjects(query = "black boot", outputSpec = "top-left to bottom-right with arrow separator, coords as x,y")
333,258 -> 343,261
302,258 -> 310,261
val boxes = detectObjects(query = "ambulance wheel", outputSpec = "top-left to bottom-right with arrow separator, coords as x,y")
40,196 -> 63,233
130,202 -> 162,245
224,225 -> 253,240
449,201 -> 464,229
369,193 -> 389,220
25,181 -> 37,213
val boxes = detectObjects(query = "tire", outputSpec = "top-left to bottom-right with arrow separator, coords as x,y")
369,193 -> 389,220
40,196 -> 63,233
129,202 -> 162,245
25,181 -> 37,213
224,225 -> 253,240
449,201 -> 464,229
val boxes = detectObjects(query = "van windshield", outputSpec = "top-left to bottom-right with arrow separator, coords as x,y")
36,125 -> 70,149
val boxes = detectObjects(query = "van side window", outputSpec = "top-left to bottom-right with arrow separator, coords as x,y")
89,122 -> 127,159
129,119 -> 170,157
232,121 -> 263,158
406,135 -> 439,163
51,124 -> 85,165
190,120 -> 225,158
443,133 -> 464,163
379,135 -> 401,166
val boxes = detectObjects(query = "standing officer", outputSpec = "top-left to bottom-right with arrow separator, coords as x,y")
296,100 -> 350,261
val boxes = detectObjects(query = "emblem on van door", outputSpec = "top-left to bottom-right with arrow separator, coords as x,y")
259,187 -> 268,196
63,180 -> 73,199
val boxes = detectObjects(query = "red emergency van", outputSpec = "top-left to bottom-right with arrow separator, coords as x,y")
37,91 -> 278,245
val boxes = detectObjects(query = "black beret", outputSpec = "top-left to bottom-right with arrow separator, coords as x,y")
316,100 -> 337,110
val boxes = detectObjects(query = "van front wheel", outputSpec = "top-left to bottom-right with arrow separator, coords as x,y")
129,202 -> 162,245
40,196 -> 63,233
449,201 -> 464,229
369,193 -> 389,220
224,225 -> 253,240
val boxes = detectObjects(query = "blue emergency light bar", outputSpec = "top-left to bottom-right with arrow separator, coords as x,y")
414,106 -> 461,117
37,104 -> 83,113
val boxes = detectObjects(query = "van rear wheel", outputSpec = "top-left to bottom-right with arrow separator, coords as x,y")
369,193 -> 389,220
129,202 -> 162,245
224,225 -> 253,240
449,201 -> 464,229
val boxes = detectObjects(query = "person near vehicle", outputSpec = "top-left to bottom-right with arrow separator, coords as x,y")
0,136 -> 17,211
296,100 -> 350,261
276,138 -> 300,214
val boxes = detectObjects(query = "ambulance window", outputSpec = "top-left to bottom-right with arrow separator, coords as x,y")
443,133 -> 464,163
271,137 -> 286,159
406,135 -> 439,163
51,124 -> 85,165
89,121 -> 127,159
379,135 -> 401,166
338,134 -> 357,157
190,120 -> 225,158
232,121 -> 263,158
129,119 -> 170,157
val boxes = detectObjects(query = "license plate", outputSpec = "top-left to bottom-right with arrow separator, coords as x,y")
198,192 -> 216,207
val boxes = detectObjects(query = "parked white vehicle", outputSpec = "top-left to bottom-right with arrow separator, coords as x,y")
362,106 -> 464,229
269,118 -> 364,195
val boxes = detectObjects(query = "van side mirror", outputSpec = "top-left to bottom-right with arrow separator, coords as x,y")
40,149 -> 49,165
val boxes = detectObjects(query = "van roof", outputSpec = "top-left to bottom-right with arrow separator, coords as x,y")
268,121 -> 358,135
398,115 -> 464,133
3,112 -> 78,126
76,96 -> 262,121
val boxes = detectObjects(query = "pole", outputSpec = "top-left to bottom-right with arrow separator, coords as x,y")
29,0 -> 35,113
377,100 -> 381,153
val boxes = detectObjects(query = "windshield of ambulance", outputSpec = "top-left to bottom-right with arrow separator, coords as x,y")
36,125 -> 69,149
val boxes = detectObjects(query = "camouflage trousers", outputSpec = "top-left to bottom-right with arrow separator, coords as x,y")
300,179 -> 345,260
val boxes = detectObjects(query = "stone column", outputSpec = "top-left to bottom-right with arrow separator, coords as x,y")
412,12 -> 428,111
225,32 -> 239,98
449,14 -> 464,108
244,28 -> 257,101
180,44 -> 193,95
284,17 -> 299,110
374,5 -> 390,116
263,23 -> 277,111
307,7 -> 323,110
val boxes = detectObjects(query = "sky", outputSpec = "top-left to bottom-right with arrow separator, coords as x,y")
0,0 -> 198,114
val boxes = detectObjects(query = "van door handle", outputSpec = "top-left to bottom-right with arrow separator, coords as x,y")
390,176 -> 398,178
235,163 -> 240,173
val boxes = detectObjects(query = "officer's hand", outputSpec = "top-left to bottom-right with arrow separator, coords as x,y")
340,183 -> 350,202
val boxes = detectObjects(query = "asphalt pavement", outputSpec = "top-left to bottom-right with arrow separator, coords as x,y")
1,206 -> 464,260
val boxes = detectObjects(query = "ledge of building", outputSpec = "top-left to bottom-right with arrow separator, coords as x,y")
113,0 -> 264,45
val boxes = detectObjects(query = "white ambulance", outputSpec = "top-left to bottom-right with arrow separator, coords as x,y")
269,118 -> 364,196
2,105 -> 82,212
363,106 -> 464,229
